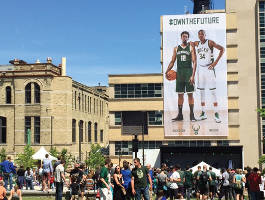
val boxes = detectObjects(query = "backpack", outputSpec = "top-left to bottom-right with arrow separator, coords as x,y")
234,175 -> 243,189
200,171 -> 209,185
228,173 -> 234,185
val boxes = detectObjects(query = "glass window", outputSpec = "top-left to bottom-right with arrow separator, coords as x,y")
100,130 -> 103,143
148,111 -> 163,125
34,83 -> 40,103
79,120 -> 83,143
88,122 -> 92,142
25,83 -> 31,104
34,116 -> 40,144
6,86 -> 11,104
0,117 -> 7,144
72,119 -> 76,143
115,112 -> 121,125
25,116 -> 31,144
94,123 -> 98,142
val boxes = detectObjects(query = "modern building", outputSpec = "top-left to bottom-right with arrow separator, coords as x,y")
108,0 -> 263,168
0,58 -> 109,160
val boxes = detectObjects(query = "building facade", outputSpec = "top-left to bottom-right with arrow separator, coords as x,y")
108,0 -> 263,168
0,58 -> 108,160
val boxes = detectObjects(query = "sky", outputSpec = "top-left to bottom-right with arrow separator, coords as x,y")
0,0 -> 225,86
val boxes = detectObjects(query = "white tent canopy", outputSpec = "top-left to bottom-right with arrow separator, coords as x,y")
32,147 -> 57,161
190,161 -> 221,176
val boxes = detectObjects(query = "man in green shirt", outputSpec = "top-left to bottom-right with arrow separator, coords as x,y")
184,166 -> 193,200
194,166 -> 201,200
99,158 -> 112,200
197,165 -> 212,200
165,31 -> 197,122
208,167 -> 217,200
131,158 -> 152,200
176,165 -> 185,199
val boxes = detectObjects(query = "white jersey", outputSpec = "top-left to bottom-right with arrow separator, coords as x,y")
196,40 -> 213,67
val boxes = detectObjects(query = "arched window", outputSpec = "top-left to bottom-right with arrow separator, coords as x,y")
6,86 -> 11,104
0,117 -> 7,144
94,123 -> 98,142
34,83 -> 40,103
88,122 -> 92,142
79,120 -> 83,142
25,83 -> 31,104
72,119 -> 76,143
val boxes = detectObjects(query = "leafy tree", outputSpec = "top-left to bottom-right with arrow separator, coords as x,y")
85,144 -> 105,170
60,148 -> 74,169
49,147 -> 59,158
257,108 -> 265,164
15,145 -> 36,168
0,148 -> 6,162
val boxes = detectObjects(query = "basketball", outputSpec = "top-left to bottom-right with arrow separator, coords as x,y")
166,70 -> 177,81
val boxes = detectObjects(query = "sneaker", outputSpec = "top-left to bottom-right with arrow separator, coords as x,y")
198,111 -> 207,120
215,112 -> 221,123
190,113 -> 197,122
172,113 -> 183,121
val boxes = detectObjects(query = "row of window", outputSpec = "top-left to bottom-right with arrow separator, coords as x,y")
114,83 -> 162,98
114,140 -> 230,155
72,119 -> 104,143
73,91 -> 105,116
114,111 -> 163,126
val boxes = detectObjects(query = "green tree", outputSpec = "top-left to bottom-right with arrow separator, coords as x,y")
258,108 -> 265,164
0,148 -> 6,162
15,145 -> 36,168
85,144 -> 105,170
49,147 -> 59,158
60,148 -> 74,169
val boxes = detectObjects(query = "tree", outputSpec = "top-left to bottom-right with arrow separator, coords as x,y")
85,144 -> 105,170
49,147 -> 59,158
0,148 -> 6,162
60,148 -> 74,169
257,108 -> 265,165
15,145 -> 36,168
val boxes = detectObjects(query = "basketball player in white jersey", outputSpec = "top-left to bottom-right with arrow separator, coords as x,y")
194,30 -> 224,123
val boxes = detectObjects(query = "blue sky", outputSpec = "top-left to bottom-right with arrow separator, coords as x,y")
0,0 -> 225,86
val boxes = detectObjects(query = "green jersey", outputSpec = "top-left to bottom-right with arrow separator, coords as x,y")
176,43 -> 192,71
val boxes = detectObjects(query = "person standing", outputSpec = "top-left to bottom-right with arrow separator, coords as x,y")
233,169 -> 245,200
165,31 -> 197,122
121,161 -> 132,200
24,167 -> 34,190
0,156 -> 16,191
168,165 -> 180,200
42,154 -> 53,191
184,166 -> 193,200
99,158 -> 113,200
194,166 -> 202,200
113,165 -> 125,200
247,167 -> 261,200
54,160 -> 68,200
197,165 -> 212,200
208,167 -> 217,200
131,158 -> 152,200
16,166 -> 25,190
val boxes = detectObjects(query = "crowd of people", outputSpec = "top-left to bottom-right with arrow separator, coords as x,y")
0,155 -> 264,200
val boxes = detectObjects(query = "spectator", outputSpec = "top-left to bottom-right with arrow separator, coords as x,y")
8,185 -> 22,200
146,164 -> 154,197
54,159 -> 68,200
176,165 -> 185,199
131,158 -> 152,200
233,169 -> 245,200
99,158 -> 113,200
0,156 -> 16,191
0,180 -> 6,200
53,156 -> 61,171
209,167 -> 217,200
184,166 -> 193,200
70,176 -> 79,200
168,165 -> 180,200
197,165 -> 212,200
16,166 -> 25,190
42,154 -> 53,191
194,166 -> 202,200
156,168 -> 168,198
121,161 -> 132,200
247,167 -> 261,200
24,167 -> 34,190
113,165 -> 125,200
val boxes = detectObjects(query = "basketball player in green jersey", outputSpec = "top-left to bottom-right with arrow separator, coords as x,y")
165,31 -> 197,121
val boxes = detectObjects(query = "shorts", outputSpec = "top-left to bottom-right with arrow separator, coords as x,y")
209,185 -> 216,193
176,68 -> 194,93
80,185 -> 85,192
42,172 -> 51,181
234,188 -> 243,195
197,66 -> 216,90
199,185 -> 209,195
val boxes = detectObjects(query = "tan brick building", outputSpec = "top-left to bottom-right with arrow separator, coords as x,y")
108,0 -> 264,168
0,58 -> 108,160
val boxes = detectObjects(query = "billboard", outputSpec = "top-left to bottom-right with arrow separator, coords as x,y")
163,13 -> 227,136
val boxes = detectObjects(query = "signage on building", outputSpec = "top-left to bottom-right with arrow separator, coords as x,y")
162,13 -> 228,136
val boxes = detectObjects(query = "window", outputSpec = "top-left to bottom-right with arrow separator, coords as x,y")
6,86 -> 11,104
79,120 -> 83,143
34,116 -> 40,144
78,93 -> 81,110
0,117 -> 7,144
25,83 -> 31,104
115,112 -> 121,125
94,98 -> 95,114
115,141 -> 132,155
72,119 -> 76,142
88,122 -> 92,142
75,91 -> 77,110
85,95 -> 87,112
94,123 -> 98,142
100,130 -> 103,143
148,111 -> 163,125
34,83 -> 40,103
25,116 -> 31,144
114,83 -> 163,98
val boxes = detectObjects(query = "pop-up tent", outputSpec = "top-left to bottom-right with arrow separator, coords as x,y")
32,146 -> 57,161
190,161 -> 221,176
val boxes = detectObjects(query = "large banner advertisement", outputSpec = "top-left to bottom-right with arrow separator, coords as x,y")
163,13 -> 227,136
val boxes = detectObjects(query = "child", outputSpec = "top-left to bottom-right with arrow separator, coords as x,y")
50,175 -> 54,189
70,177 -> 79,200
